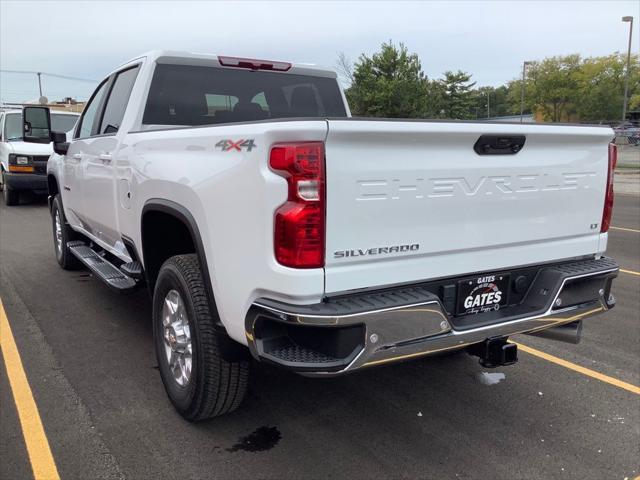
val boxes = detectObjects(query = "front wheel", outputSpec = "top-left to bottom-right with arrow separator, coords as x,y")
153,254 -> 249,421
2,172 -> 19,206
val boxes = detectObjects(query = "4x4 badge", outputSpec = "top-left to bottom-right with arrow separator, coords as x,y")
215,139 -> 256,152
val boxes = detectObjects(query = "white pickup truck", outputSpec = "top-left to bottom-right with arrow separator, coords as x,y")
22,51 -> 619,421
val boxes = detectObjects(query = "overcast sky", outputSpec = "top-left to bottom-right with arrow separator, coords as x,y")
0,0 -> 637,103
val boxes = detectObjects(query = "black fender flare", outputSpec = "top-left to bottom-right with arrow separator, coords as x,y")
46,173 -> 60,211
141,199 -> 212,297
141,199 -> 248,360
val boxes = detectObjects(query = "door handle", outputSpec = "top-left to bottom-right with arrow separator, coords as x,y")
72,153 -> 82,160
99,153 -> 112,164
474,135 -> 526,155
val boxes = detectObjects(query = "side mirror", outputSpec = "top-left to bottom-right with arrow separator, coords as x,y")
51,131 -> 69,155
23,106 -> 52,144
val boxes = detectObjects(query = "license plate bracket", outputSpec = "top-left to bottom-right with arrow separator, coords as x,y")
456,273 -> 510,316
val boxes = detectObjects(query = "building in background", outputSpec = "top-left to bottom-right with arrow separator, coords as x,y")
1,97 -> 85,113
50,97 -> 85,113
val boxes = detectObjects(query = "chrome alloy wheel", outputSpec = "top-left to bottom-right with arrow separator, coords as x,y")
54,209 -> 63,255
162,289 -> 193,387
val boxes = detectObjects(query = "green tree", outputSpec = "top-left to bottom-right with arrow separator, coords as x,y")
522,55 -> 582,122
346,41 -> 429,118
437,70 -> 477,119
342,45 -> 640,123
471,85 -> 511,119
576,53 -> 639,122
505,53 -> 640,123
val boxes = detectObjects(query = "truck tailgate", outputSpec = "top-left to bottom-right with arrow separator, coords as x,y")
324,119 -> 614,294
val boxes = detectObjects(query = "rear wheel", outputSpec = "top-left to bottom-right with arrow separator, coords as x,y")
153,254 -> 249,421
51,195 -> 81,269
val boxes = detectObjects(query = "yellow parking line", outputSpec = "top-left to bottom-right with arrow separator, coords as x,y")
621,269 -> 640,276
610,226 -> 640,233
0,299 -> 60,480
514,342 -> 640,395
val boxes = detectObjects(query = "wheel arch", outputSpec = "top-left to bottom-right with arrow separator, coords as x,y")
141,199 -> 218,320
47,174 -> 59,210
141,199 -> 246,359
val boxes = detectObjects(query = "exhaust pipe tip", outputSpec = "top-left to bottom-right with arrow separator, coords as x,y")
527,321 -> 583,345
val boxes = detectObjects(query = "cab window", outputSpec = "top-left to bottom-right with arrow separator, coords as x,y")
3,113 -> 23,141
76,79 -> 110,138
142,64 -> 346,126
99,66 -> 140,134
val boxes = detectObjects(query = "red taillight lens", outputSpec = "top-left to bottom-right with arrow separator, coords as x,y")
601,143 -> 617,233
270,142 -> 325,268
218,55 -> 291,71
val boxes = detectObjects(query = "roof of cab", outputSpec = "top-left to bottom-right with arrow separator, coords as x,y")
113,50 -> 338,79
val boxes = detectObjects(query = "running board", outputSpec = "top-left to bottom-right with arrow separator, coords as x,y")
68,241 -> 139,293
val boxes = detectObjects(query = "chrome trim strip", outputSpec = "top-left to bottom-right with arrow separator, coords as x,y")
252,299 -> 443,322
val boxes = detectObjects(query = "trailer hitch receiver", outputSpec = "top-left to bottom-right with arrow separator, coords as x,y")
468,337 -> 518,368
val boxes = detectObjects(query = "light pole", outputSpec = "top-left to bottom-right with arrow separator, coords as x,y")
486,91 -> 490,118
520,61 -> 532,123
622,16 -> 634,122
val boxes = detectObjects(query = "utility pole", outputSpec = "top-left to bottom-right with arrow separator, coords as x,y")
37,72 -> 43,97
622,16 -> 634,122
520,61 -> 531,123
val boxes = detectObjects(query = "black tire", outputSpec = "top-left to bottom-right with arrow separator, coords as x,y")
51,195 -> 81,270
153,254 -> 249,421
2,172 -> 19,206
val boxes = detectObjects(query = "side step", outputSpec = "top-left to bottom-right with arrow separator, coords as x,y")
120,261 -> 143,280
68,241 -> 139,293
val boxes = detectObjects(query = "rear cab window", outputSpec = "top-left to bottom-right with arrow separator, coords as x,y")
99,66 -> 140,135
142,64 -> 347,127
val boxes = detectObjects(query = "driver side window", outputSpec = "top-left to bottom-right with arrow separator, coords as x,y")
76,79 -> 109,139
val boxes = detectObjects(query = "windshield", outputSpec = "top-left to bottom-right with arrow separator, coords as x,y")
3,112 -> 78,141
4,114 -> 22,141
143,64 -> 347,126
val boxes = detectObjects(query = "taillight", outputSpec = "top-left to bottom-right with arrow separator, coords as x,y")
601,143 -> 617,233
218,56 -> 291,71
270,142 -> 325,268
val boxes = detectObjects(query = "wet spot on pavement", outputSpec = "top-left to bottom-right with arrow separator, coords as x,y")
227,426 -> 281,453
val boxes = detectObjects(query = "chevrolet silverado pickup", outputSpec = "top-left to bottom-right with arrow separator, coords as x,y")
0,108 -> 79,205
21,51 -> 619,421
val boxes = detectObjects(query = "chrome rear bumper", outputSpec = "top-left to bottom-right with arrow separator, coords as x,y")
245,257 -> 618,375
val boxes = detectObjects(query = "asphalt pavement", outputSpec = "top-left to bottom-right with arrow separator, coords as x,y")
0,193 -> 638,480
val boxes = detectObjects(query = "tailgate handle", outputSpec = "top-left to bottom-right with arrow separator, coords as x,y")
474,135 -> 526,155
